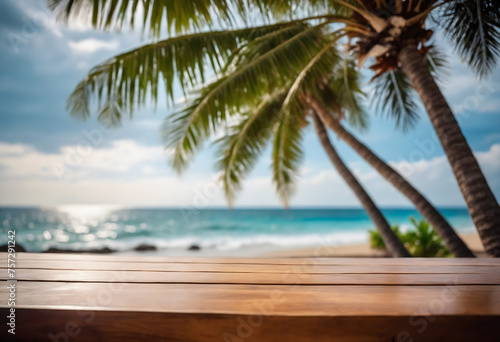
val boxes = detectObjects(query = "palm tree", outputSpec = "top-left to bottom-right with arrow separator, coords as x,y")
311,111 -> 411,257
350,0 -> 500,257
306,55 -> 474,257
205,83 -> 411,257
229,0 -> 500,255
51,0 -> 500,255
51,1 -> 411,256
309,98 -> 474,257
159,34 -> 411,256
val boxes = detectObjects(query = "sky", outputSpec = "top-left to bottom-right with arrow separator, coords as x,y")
0,0 -> 499,208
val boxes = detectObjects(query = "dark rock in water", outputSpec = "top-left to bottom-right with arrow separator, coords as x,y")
188,244 -> 201,251
134,244 -> 157,251
43,247 -> 115,254
0,243 -> 26,252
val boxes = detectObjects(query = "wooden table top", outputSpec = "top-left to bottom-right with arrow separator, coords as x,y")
1,253 -> 499,341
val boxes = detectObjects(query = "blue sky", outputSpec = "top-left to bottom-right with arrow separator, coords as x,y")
0,0 -> 499,208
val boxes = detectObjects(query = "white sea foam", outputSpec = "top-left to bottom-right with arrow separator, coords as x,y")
97,230 -> 369,252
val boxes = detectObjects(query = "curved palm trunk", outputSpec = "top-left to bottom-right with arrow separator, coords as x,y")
308,97 -> 475,258
312,112 -> 411,258
398,39 -> 500,257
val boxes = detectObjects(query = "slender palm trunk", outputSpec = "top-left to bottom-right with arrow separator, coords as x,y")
398,39 -> 500,257
312,112 -> 411,257
309,97 -> 475,258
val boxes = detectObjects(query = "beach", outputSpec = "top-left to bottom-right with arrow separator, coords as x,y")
5,232 -> 484,259
264,233 -> 486,258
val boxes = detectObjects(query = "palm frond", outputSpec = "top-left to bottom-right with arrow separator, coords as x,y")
49,0 -> 356,37
438,0 -> 500,77
280,34 -> 342,123
162,23 -> 330,173
67,23 -> 307,125
272,103 -> 306,208
241,0 -> 350,20
372,69 -> 420,131
223,22 -> 322,76
97,93 -> 124,127
371,46 -> 450,131
425,47 -> 450,83
49,0 -> 235,37
325,59 -> 367,129
161,79 -> 224,173
216,91 -> 286,206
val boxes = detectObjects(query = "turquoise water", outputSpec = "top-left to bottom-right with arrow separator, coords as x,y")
0,206 -> 475,253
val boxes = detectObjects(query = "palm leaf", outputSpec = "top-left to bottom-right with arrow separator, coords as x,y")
280,33 -> 342,122
49,0 -> 235,37
241,0 -> 350,20
372,69 -> 420,131
49,0 -> 353,37
438,0 -> 500,77
371,47 -> 450,131
324,59 -> 367,130
426,47 -> 450,83
161,79 -> 223,173
162,22 -> 330,172
272,101 -> 306,208
67,22 -> 310,125
216,91 -> 286,206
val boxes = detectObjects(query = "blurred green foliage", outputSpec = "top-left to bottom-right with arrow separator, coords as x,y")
369,217 -> 452,257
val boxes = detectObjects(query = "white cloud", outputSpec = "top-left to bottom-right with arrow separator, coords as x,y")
476,144 -> 500,176
0,177 -> 220,207
386,144 -> 500,205
0,143 -> 31,155
68,39 -> 119,53
0,140 -> 169,180
445,75 -> 500,115
0,141 -> 498,207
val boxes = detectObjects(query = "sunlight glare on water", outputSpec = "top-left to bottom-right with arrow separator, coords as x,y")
56,205 -> 121,225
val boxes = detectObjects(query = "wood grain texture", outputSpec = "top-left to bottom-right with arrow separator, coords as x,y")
1,282 -> 500,316
2,268 -> 500,285
2,259 -> 499,274
1,253 -> 499,341
2,309 -> 500,342
3,253 -> 500,265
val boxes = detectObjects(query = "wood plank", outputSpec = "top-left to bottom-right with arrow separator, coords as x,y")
2,309 -> 499,342
2,252 -> 500,266
1,282 -> 499,316
2,258 -> 497,274
2,268 -> 500,285
1,254 -> 498,341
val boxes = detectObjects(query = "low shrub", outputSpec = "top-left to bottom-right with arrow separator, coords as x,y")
368,217 -> 451,257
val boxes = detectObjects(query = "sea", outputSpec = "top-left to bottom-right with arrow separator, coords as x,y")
0,206 -> 475,257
